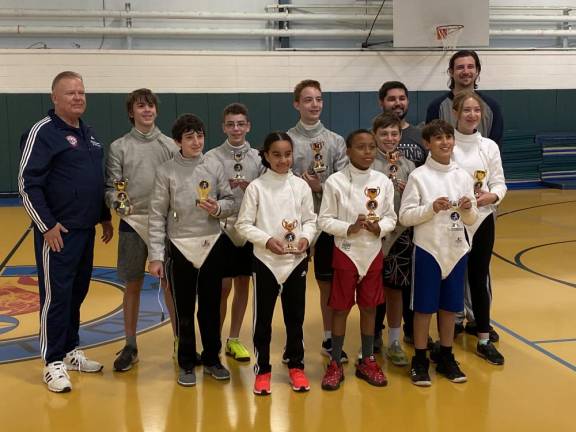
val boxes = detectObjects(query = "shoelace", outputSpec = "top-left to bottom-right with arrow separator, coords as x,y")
68,349 -> 87,372
48,361 -> 70,379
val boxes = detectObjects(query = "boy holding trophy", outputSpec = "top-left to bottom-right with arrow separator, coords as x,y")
318,130 -> 396,390
205,103 -> 263,362
148,114 -> 236,387
105,89 -> 178,372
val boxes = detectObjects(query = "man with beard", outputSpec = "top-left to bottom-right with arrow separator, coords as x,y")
426,50 -> 503,148
378,81 -> 427,167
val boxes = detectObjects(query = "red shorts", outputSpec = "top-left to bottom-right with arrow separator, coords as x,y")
329,247 -> 385,311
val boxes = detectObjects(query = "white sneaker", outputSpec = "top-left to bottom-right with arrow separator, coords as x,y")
43,361 -> 72,393
64,349 -> 103,373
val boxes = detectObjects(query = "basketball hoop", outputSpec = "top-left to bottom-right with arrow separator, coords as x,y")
436,24 -> 464,51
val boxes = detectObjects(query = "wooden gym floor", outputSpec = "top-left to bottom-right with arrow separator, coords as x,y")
0,188 -> 575,432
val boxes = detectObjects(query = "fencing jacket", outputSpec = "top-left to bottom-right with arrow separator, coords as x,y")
318,164 -> 397,277
205,140 -> 264,247
453,130 -> 507,237
287,121 -> 348,213
235,169 -> 317,285
18,109 -> 110,233
148,152 -> 236,267
399,156 -> 479,278
105,126 -> 176,244
372,149 -> 416,254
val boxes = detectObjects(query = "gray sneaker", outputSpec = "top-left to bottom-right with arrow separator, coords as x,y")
178,368 -> 196,386
204,363 -> 231,380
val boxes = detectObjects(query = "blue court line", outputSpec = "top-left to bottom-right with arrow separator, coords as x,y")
491,321 -> 576,372
532,338 -> 576,344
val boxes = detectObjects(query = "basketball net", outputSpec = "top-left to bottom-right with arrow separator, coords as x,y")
436,24 -> 464,51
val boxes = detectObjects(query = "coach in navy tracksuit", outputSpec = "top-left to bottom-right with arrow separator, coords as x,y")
18,71 -> 113,393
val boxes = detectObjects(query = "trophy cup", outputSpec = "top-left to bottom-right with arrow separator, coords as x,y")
232,151 -> 246,180
449,200 -> 461,231
113,178 -> 133,216
196,180 -> 211,205
282,219 -> 299,253
473,170 -> 486,196
364,187 -> 381,223
310,141 -> 326,173
386,150 -> 400,182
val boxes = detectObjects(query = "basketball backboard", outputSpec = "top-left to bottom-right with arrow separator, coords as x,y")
393,0 -> 489,48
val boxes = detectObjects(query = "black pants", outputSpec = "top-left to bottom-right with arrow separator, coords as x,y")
252,257 -> 307,375
468,215 -> 495,334
166,237 -> 225,370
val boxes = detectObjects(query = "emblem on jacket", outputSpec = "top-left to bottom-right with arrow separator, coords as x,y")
66,135 -> 78,147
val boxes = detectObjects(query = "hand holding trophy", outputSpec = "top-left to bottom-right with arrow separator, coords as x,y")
113,178 -> 133,216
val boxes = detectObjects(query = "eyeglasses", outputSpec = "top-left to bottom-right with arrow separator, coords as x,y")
224,121 -> 248,128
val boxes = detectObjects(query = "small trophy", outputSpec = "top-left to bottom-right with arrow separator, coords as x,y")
449,200 -> 462,231
364,187 -> 381,223
232,151 -> 246,180
282,219 -> 299,253
196,180 -> 211,205
386,150 -> 400,182
113,178 -> 133,216
310,141 -> 326,173
473,170 -> 486,196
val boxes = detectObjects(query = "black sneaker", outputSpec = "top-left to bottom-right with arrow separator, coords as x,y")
409,357 -> 431,387
465,322 -> 500,342
476,341 -> 505,365
321,339 -> 349,364
454,322 -> 465,338
113,345 -> 138,372
436,353 -> 467,383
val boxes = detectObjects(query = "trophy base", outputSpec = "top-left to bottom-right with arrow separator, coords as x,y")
283,246 -> 300,254
366,215 -> 380,223
233,175 -> 246,180
313,167 -> 326,174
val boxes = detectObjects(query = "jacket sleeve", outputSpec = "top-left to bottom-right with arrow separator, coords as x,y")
235,183 -> 271,248
18,128 -> 56,233
485,140 -> 507,203
333,135 -> 349,173
399,176 -> 435,227
487,100 -> 504,148
377,178 -> 397,238
147,167 -> 170,262
214,163 -> 238,219
318,178 -> 351,238
299,181 -> 318,244
104,141 -> 123,209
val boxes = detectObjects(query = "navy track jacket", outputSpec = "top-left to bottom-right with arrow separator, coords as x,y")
18,109 -> 111,233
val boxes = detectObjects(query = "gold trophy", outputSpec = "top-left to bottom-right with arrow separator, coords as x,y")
282,219 -> 299,253
232,151 -> 246,180
473,170 -> 486,196
364,187 -> 381,223
196,180 -> 211,205
113,178 -> 133,216
386,150 -> 400,183
310,141 -> 326,173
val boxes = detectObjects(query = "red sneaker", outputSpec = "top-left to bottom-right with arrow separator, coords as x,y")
254,372 -> 271,395
288,368 -> 310,392
321,360 -> 344,391
355,355 -> 388,387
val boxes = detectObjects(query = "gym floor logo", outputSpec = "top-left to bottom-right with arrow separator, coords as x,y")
0,265 -> 169,364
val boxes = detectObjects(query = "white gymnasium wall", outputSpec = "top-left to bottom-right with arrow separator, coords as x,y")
0,49 -> 574,93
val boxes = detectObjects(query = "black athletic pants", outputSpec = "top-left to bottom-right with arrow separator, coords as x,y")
166,237 -> 225,370
468,215 -> 495,334
252,257 -> 307,375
